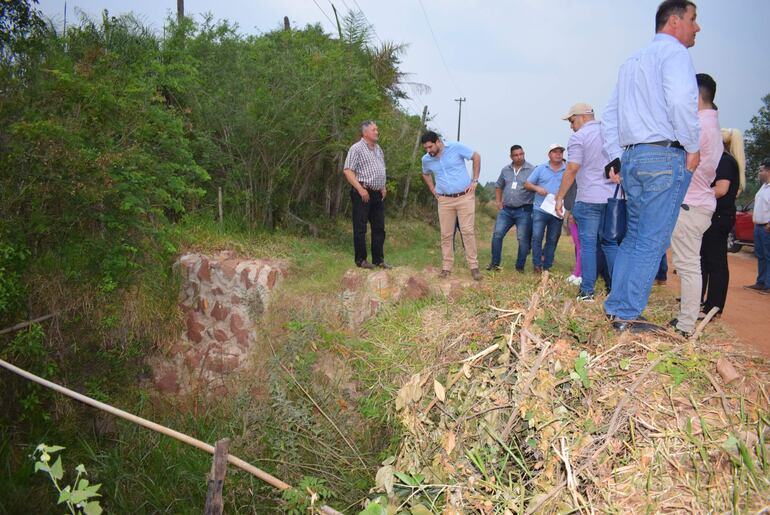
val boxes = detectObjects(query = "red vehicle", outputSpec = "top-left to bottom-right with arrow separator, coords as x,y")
728,200 -> 754,253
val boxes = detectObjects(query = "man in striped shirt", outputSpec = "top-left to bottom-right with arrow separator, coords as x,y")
343,121 -> 391,269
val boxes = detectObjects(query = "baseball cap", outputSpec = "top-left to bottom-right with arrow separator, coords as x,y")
562,103 -> 594,120
548,143 -> 565,153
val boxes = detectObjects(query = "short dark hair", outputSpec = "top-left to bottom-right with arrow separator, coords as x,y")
420,131 -> 440,145
696,73 -> 716,106
655,0 -> 696,32
510,145 -> 523,154
761,158 -> 770,169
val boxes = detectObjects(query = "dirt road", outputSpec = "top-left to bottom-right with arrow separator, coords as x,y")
666,248 -> 770,356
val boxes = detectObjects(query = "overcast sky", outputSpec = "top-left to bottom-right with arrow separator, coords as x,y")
39,0 -> 770,183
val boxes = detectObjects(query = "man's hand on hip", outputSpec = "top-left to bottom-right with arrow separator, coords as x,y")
380,187 -> 387,200
686,151 -> 700,173
495,200 -> 503,210
358,187 -> 370,203
465,181 -> 477,194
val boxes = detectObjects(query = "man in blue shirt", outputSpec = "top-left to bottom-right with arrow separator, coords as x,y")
420,131 -> 483,281
525,144 -> 566,273
601,0 -> 702,333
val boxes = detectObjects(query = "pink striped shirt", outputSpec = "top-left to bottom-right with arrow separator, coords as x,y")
683,109 -> 721,211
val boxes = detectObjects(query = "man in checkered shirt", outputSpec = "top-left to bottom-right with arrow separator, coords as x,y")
343,120 -> 392,269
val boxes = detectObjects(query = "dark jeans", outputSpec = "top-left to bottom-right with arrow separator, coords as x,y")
754,223 -> 770,288
700,213 -> 733,312
656,253 -> 668,281
350,187 -> 385,265
531,209 -> 563,270
490,205 -> 533,270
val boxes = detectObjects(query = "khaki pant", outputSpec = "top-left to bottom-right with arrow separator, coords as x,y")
437,193 -> 478,271
671,205 -> 714,333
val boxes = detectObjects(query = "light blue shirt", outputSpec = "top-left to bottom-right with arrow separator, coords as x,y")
527,162 -> 565,212
602,33 -> 700,161
421,141 -> 475,194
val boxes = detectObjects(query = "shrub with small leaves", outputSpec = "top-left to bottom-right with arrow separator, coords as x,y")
281,476 -> 334,515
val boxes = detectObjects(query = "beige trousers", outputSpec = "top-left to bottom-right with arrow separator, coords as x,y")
437,193 -> 478,271
671,205 -> 714,333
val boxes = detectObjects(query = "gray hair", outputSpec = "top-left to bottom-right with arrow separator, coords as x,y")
360,120 -> 376,133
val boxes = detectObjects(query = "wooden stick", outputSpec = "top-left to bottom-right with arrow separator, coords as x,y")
0,357 -> 290,489
520,272 -> 549,362
0,358 -> 345,515
690,306 -> 720,341
204,438 -> 230,515
0,313 -> 55,335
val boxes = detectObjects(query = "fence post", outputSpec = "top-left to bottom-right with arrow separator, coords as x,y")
218,187 -> 223,224
204,438 -> 231,515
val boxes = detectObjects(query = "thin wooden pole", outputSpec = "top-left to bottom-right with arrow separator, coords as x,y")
399,105 -> 428,216
0,357 -> 345,515
0,357 -> 287,488
0,314 -> 55,336
217,186 -> 223,224
204,438 -> 230,515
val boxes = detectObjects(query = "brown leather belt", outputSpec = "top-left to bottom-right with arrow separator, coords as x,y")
438,190 -> 468,198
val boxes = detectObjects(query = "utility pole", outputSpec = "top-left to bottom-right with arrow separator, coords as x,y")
177,0 -> 184,21
454,97 -> 466,141
399,105 -> 429,216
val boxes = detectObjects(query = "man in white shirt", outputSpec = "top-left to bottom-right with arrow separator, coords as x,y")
745,159 -> 770,294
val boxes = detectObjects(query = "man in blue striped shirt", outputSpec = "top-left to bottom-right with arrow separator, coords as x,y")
601,0 -> 702,333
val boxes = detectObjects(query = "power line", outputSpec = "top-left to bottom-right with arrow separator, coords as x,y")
310,0 -> 336,27
416,0 -> 462,97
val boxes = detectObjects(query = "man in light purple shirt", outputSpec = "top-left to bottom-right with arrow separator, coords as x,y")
556,103 -> 618,301
670,73 -> 722,335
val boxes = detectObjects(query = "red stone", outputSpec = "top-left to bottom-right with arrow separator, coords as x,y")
267,269 -> 278,289
234,329 -> 251,349
186,312 -> 205,343
210,302 -> 229,321
155,367 -> 179,394
230,313 -> 244,333
211,287 -> 224,296
230,295 -> 241,305
197,258 -> 211,282
342,270 -> 363,291
404,276 -> 430,300
220,259 -> 239,280
206,355 -> 240,374
241,268 -> 253,289
184,348 -> 205,371
213,329 -> 229,342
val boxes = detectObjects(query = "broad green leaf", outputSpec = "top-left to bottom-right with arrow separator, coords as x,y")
410,504 -> 431,515
619,358 -> 630,370
57,486 -> 71,504
75,464 -> 87,474
43,445 -> 65,453
50,457 -> 64,480
83,501 -> 103,515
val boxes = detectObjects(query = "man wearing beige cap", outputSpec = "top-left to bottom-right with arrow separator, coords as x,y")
556,103 -> 618,301
525,144 -> 566,272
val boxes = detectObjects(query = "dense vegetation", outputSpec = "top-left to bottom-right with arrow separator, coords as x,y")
0,1 -> 435,511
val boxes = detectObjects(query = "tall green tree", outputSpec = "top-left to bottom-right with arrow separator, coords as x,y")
745,93 -> 770,184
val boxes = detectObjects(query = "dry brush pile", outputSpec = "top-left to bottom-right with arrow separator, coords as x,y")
363,273 -> 770,514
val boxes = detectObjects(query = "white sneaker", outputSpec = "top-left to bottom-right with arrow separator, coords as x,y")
566,275 -> 582,286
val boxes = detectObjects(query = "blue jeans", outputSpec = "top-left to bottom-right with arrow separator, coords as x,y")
604,145 -> 692,320
490,205 -> 533,269
572,201 -> 618,296
754,224 -> 770,287
531,209 -> 563,270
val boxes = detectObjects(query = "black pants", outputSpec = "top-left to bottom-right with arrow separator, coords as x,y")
351,187 -> 385,265
700,212 -> 734,313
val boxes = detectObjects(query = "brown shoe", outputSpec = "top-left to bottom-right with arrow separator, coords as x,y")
655,279 -> 667,286
438,270 -> 451,278
533,266 -> 542,274
357,260 -> 376,269
375,262 -> 393,269
471,268 -> 482,281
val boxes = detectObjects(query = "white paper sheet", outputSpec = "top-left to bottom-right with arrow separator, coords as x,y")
539,193 -> 563,219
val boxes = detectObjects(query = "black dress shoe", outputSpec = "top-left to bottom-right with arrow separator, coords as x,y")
486,263 -> 501,271
668,319 -> 691,337
357,260 -> 376,269
612,319 -> 662,334
375,262 -> 393,269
